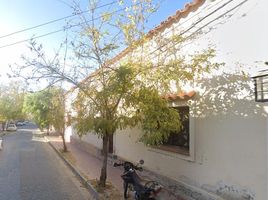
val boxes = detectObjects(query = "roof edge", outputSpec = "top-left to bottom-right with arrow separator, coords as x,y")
105,0 -> 205,67
67,0 -> 205,94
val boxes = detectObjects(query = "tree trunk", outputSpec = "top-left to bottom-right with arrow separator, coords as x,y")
1,122 -> 4,131
46,125 -> 50,135
99,134 -> 109,187
60,130 -> 67,152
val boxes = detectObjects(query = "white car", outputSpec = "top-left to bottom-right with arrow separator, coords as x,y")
6,124 -> 17,131
0,137 -> 2,150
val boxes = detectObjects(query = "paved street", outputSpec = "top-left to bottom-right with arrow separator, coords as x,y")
0,124 -> 91,200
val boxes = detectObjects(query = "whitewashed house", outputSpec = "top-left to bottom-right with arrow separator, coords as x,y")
67,0 -> 268,199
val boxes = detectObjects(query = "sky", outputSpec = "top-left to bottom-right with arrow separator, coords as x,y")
0,0 -> 190,84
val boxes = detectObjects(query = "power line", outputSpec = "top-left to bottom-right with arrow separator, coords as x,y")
142,0 -> 249,70
0,0 -> 223,49
164,0 -> 225,36
146,0 -> 237,58
0,0 -> 244,52
1,0 -> 168,49
13,0 -> 249,91
0,30 -> 63,49
0,1 -> 139,49
0,1 -> 117,39
92,0 -> 231,66
0,0 -> 214,49
186,0 -> 249,41
0,0 -> 217,50
69,1 -> 248,75
126,2 -> 248,84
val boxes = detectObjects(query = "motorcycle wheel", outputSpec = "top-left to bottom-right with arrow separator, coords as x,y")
144,181 -> 160,190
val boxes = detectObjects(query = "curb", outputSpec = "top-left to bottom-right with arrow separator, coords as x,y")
0,132 -> 7,137
0,131 -> 17,137
45,137 -> 99,200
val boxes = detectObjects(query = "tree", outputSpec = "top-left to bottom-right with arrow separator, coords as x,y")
72,48 -> 219,187
50,87 -> 67,152
23,87 -> 68,151
11,0 -> 221,187
0,81 -> 26,126
23,89 -> 52,132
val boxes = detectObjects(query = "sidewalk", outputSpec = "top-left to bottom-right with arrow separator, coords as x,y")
46,135 -> 183,200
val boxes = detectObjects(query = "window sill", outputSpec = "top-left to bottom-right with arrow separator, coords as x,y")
156,145 -> 190,156
148,145 -> 194,162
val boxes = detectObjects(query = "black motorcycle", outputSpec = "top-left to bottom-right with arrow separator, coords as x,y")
113,159 -> 162,200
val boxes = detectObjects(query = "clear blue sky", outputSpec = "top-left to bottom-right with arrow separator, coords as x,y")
0,0 -> 190,81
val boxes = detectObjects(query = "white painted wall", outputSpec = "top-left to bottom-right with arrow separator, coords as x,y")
71,127 -> 103,149
69,0 -> 268,199
114,0 -> 268,199
114,112 -> 266,199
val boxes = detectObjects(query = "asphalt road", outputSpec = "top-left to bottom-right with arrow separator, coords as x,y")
0,124 -> 91,200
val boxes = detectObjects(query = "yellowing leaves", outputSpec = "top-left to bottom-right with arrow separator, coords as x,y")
101,12 -> 112,22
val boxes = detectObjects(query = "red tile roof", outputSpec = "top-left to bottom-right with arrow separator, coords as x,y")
163,91 -> 196,101
147,0 -> 205,38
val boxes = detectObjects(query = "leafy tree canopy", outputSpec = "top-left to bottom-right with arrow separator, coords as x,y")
0,81 -> 26,122
23,88 -> 54,130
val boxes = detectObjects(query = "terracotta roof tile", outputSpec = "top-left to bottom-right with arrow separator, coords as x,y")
164,91 -> 196,101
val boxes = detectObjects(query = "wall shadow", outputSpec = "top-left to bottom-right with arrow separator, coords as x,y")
189,73 -> 267,119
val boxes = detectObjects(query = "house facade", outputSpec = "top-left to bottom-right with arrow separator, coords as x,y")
67,0 -> 268,199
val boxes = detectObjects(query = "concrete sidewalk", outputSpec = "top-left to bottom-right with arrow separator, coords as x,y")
46,135 -> 183,200
46,135 -> 126,199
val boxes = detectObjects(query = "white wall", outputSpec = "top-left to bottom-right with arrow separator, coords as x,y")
71,127 -> 103,149
114,110 -> 266,199
69,0 -> 268,199
113,0 -> 268,199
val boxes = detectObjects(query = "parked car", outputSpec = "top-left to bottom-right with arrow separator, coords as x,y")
6,124 -> 17,131
16,121 -> 24,126
0,137 -> 3,150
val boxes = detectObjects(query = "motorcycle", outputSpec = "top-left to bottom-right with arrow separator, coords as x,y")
113,158 -> 162,200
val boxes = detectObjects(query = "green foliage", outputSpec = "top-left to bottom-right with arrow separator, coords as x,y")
73,46 -> 222,146
136,88 -> 182,145
23,89 -> 53,129
73,64 -> 184,146
73,65 -> 136,137
0,81 -> 26,121
23,87 -> 65,131
101,12 -> 112,22
49,87 -> 66,133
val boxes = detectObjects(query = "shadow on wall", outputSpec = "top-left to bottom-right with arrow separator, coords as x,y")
186,72 -> 262,200
190,73 -> 266,119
